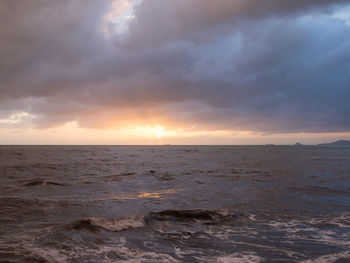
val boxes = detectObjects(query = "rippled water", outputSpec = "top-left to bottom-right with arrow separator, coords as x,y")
0,145 -> 349,262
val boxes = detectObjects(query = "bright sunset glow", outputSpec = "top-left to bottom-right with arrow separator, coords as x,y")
152,125 -> 175,139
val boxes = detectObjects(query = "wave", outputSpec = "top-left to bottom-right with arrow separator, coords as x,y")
145,209 -> 238,224
9,163 -> 63,171
308,214 -> 350,228
23,180 -> 67,187
71,216 -> 145,232
69,209 -> 244,233
287,185 -> 350,195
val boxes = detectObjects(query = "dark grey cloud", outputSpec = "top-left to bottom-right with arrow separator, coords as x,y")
0,0 -> 350,133
124,0 -> 348,47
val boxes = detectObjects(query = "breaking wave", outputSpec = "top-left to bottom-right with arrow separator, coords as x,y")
69,209 -> 245,233
71,216 -> 145,232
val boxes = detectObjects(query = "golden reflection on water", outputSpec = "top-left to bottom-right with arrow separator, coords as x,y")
137,189 -> 178,199
94,189 -> 180,201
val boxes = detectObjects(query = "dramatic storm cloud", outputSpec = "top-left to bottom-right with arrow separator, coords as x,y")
1,0 -> 350,134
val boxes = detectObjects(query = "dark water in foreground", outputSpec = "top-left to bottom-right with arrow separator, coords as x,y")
0,146 -> 349,263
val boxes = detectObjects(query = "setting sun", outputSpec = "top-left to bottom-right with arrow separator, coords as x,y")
152,125 -> 172,138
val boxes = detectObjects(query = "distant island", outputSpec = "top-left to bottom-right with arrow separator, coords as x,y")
294,142 -> 303,146
317,140 -> 350,146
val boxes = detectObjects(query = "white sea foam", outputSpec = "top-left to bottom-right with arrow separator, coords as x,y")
24,245 -> 69,263
301,251 -> 350,263
217,253 -> 263,263
95,245 -> 180,263
25,238 -> 179,263
309,214 -> 350,228
173,246 -> 198,259
197,251 -> 263,263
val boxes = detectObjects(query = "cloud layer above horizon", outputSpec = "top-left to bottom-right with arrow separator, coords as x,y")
1,0 -> 350,134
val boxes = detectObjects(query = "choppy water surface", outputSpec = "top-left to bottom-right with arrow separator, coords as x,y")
0,145 -> 349,263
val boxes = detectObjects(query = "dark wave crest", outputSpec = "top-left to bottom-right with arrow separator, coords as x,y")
145,209 -> 238,224
23,180 -> 67,187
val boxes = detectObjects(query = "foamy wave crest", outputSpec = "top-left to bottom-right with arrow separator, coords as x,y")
71,216 -> 145,232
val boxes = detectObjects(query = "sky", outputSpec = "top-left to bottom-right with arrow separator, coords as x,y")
1,0 -> 350,145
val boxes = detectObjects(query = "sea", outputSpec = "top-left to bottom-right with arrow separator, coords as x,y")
0,145 -> 349,263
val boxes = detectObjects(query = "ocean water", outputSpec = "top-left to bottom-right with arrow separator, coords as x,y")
0,145 -> 349,263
